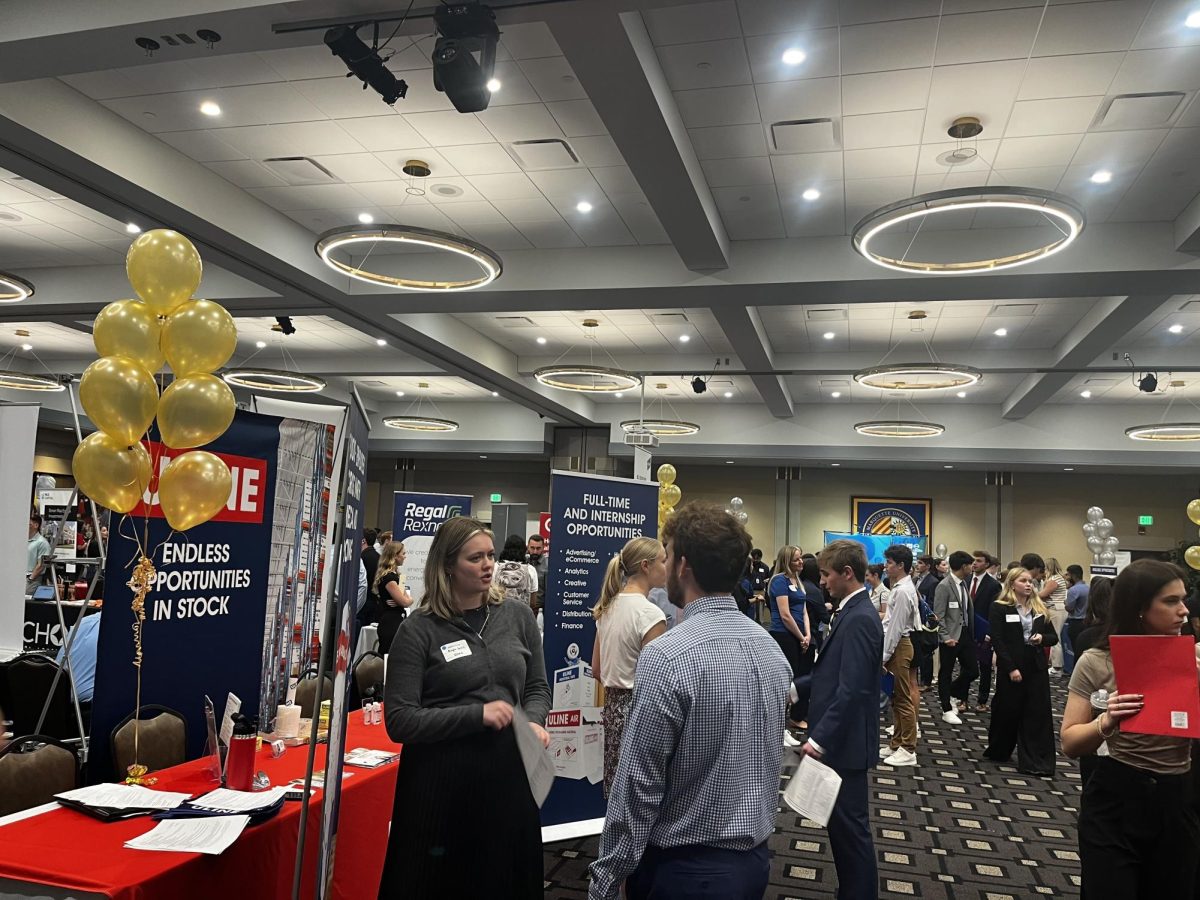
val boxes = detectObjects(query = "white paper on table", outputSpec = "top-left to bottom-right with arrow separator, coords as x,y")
56,783 -> 192,811
190,786 -> 289,812
124,815 -> 250,855
219,692 -> 242,746
512,706 -> 555,808
343,748 -> 400,769
782,754 -> 842,828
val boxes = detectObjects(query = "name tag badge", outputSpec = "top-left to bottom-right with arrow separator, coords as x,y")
949,601 -> 960,609
1006,614 -> 1020,623
441,640 -> 472,662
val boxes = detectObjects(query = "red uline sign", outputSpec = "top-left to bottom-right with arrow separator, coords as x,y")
129,441 -> 267,525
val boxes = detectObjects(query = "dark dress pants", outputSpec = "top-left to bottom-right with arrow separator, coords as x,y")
938,639 -> 979,711
827,767 -> 877,899
626,843 -> 770,900
976,637 -> 993,706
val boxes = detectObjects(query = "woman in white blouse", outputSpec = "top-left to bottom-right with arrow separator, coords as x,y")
1038,557 -> 1070,673
592,537 -> 668,796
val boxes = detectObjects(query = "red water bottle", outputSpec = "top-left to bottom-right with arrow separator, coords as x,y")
225,714 -> 257,791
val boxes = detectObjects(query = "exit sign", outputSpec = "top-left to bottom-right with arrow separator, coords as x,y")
490,493 -> 502,503
1138,515 -> 1153,526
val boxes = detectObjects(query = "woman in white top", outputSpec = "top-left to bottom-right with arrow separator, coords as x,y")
1038,557 -> 1070,673
592,536 -> 668,796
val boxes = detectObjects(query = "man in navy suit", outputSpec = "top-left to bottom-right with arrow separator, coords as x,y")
969,550 -> 1003,710
799,539 -> 884,900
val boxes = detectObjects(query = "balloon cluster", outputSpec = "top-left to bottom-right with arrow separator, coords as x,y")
72,230 -> 238,532
1183,500 -> 1200,570
934,542 -> 948,559
725,496 -> 748,526
657,463 -> 681,531
1082,506 -> 1119,565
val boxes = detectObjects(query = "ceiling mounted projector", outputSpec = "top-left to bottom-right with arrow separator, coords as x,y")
433,3 -> 500,113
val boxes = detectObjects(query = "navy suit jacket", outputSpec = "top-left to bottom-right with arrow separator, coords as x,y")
802,587 -> 884,772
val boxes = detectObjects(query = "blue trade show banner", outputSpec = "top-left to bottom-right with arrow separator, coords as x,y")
392,491 -> 473,606
541,470 -> 658,839
89,410 -> 281,782
823,531 -> 927,564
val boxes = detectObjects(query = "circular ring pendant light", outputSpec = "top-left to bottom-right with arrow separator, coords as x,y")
383,415 -> 459,433
854,420 -> 945,438
0,271 -> 34,303
222,368 -> 326,393
0,370 -> 64,391
851,187 -> 1085,274
535,365 -> 641,393
1124,423 -> 1200,442
853,363 -> 982,391
315,224 -> 502,291
621,419 -> 700,437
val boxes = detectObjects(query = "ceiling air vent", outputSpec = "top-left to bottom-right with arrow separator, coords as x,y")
496,316 -> 537,327
805,308 -> 847,321
1092,92 -> 1187,130
990,303 -> 1038,316
650,313 -> 689,325
770,118 -> 838,153
261,157 -> 337,186
508,139 -> 579,170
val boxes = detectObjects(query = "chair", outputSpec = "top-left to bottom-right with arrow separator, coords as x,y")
353,652 -> 385,702
110,705 -> 187,780
0,654 -> 75,741
295,674 -> 334,719
0,735 -> 79,816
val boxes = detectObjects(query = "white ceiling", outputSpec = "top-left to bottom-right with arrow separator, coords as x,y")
0,171 -> 134,268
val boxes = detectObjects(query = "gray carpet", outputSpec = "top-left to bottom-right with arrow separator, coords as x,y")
543,678 -> 1082,898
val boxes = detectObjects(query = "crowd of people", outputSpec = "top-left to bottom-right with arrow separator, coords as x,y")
371,505 -> 1200,900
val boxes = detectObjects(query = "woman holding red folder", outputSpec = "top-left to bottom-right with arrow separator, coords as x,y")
982,567 -> 1058,776
1062,559 -> 1200,899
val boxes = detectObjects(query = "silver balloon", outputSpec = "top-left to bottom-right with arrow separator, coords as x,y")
1102,535 -> 1120,551
1086,536 -> 1104,553
735,510 -> 749,525
729,496 -> 744,512
35,474 -> 57,493
1095,518 -> 1113,538
1087,506 -> 1104,524
1082,522 -> 1098,537
934,543 -> 948,558
1098,550 -> 1117,564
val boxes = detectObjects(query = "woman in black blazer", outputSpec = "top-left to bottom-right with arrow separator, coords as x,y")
983,567 -> 1058,776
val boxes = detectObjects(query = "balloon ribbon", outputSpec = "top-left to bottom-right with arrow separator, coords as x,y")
124,553 -> 158,786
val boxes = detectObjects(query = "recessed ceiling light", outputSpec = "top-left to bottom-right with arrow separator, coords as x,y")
536,336 -> 547,345
358,212 -> 375,224
723,391 -> 733,398
395,390 -> 405,397
491,391 -> 499,397
576,201 -> 593,213
614,392 -> 624,398
255,340 -> 267,349
831,463 -> 840,467
486,78 -> 501,93
375,338 -> 387,346
1169,323 -> 1184,334
823,331 -> 835,340
993,328 -> 1007,337
831,391 -> 841,398
781,48 -> 806,65
679,334 -> 690,343
725,460 -> 734,464
1187,10 -> 1200,27
802,188 -> 821,202
479,454 -> 488,459
125,223 -> 141,234
943,464 -> 954,469
199,100 -> 221,116
1064,467 -> 1075,471
20,343 -> 32,351
1080,389 -> 1092,398
956,390 -> 967,398
1090,169 -> 1113,184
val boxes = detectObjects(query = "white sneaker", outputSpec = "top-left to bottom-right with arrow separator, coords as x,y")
783,730 -> 802,749
942,710 -> 963,725
884,748 -> 918,767
880,745 -> 894,759
884,724 -> 895,736
1048,667 -> 1062,676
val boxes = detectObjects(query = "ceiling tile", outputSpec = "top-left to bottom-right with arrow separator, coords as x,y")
405,110 -> 494,146
755,77 -> 840,125
1110,46 -> 1200,94
311,153 -> 396,183
294,76 -> 434,120
844,146 -> 920,179
688,124 -> 769,159
608,193 -> 672,244
993,133 -> 1084,169
358,179 -> 444,204
841,68 -> 932,116
518,57 -> 587,102
915,138 -> 1001,174
378,148 -> 462,179
645,1 -> 742,45
1005,96 -> 1104,138
418,176 -> 489,205
491,196 -> 560,221
770,151 -> 844,184
779,181 -> 845,236
922,59 -> 1025,143
545,99 -> 606,137
103,83 -> 325,133
213,121 -> 366,158
463,222 -> 533,251
551,200 -> 637,246
514,218 -> 585,249
842,110 -> 925,150
676,85 -> 761,127
844,176 -> 915,216
1017,52 -> 1124,101
499,22 -> 563,59
571,135 -> 626,167
204,159 -> 288,188
466,172 -> 542,200
744,28 -> 840,83
527,167 -> 602,199
592,166 -> 641,197
934,8 -> 1043,66
0,182 -> 49,205
334,115 -> 428,152
736,0 -> 838,36
1131,0 -> 1200,50
247,183 -> 367,211
841,17 -> 939,75
379,203 -> 457,231
1033,0 -> 1149,56
257,46 -> 349,82
439,143 -> 521,175
700,156 -> 774,186
712,184 -> 786,239
476,103 -> 565,143
1070,129 -> 1169,169
985,164 -> 1064,190
657,39 -> 752,90
485,61 -> 543,106
840,0 -> 943,24
439,201 -> 508,226
1149,126 -> 1200,164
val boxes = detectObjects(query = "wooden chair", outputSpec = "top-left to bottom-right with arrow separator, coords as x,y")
110,705 -> 187,780
0,735 -> 78,816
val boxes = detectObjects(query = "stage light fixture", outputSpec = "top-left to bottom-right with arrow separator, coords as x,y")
324,24 -> 409,106
432,3 -> 500,113
274,316 -> 296,335
691,376 -> 707,394
1137,372 -> 1159,393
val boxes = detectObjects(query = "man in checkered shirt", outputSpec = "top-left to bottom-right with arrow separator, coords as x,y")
589,503 -> 792,900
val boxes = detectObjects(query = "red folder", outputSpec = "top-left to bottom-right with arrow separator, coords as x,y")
1109,635 -> 1200,739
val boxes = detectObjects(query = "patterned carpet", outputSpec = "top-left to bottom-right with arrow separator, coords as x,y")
543,678 -> 1082,898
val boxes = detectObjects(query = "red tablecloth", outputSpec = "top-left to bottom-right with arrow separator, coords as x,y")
0,710 -> 400,900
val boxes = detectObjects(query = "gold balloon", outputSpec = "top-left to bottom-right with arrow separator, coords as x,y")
657,463 -> 677,486
93,299 -> 164,373
72,433 -> 151,514
660,483 -> 682,507
1188,499 -> 1200,526
158,450 -> 232,532
162,299 -> 237,376
79,356 -> 159,445
1185,546 -> 1200,571
157,374 -> 235,449
126,229 -> 202,316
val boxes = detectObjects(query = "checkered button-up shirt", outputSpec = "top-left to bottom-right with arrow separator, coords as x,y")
588,595 -> 793,899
